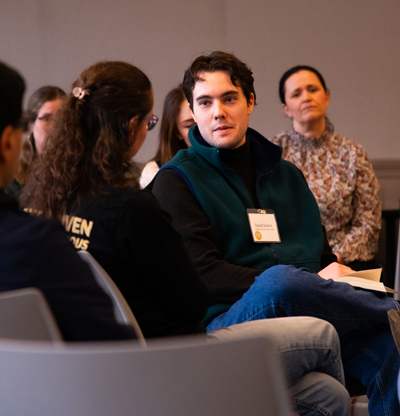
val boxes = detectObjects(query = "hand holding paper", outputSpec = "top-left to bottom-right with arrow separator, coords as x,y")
318,262 -> 354,280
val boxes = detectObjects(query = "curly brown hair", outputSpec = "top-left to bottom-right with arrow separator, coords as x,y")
20,61 -> 153,219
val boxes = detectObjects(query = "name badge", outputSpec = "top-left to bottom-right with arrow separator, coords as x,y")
247,209 -> 281,243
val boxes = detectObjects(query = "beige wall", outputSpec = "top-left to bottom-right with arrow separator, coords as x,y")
372,160 -> 400,210
1,0 -> 399,170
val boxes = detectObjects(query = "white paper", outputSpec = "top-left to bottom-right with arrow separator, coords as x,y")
333,269 -> 385,293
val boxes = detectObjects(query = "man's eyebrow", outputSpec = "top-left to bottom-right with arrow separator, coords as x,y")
195,94 -> 212,102
195,90 -> 239,102
221,90 -> 239,97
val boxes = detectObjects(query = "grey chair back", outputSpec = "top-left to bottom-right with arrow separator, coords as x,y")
0,334 -> 291,416
0,288 -> 62,342
77,250 -> 146,345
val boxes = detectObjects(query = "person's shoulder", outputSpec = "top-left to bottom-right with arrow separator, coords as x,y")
130,187 -> 158,205
117,187 -> 162,216
332,133 -> 369,159
275,158 -> 308,185
279,158 -> 304,173
2,207 -> 63,239
0,208 -> 75,270
140,161 -> 160,188
270,130 -> 291,146
143,160 -> 159,169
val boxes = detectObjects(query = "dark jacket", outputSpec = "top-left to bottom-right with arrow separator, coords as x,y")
0,189 -> 137,342
62,188 -> 208,338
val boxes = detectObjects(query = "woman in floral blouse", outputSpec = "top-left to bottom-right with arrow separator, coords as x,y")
272,66 -> 381,270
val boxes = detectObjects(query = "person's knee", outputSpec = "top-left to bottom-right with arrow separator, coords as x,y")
255,265 -> 306,302
291,372 -> 351,416
309,318 -> 340,351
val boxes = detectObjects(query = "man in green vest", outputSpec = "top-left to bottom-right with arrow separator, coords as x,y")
151,51 -> 400,416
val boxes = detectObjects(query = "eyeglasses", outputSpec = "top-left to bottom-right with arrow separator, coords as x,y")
37,114 -> 54,123
143,115 -> 159,131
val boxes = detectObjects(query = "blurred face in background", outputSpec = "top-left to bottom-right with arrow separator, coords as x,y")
282,70 -> 330,128
176,100 -> 196,147
31,98 -> 63,153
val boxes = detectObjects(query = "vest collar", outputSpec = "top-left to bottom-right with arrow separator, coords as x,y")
189,125 -> 283,174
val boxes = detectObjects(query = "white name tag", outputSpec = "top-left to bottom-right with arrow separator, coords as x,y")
247,209 -> 281,243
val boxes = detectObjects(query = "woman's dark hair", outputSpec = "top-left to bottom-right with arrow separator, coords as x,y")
17,86 -> 66,184
183,51 -> 256,110
153,85 -> 188,166
21,61 -> 153,219
279,66 -> 327,105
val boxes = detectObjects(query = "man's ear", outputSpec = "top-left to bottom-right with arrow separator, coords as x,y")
247,93 -> 255,115
0,125 -> 22,188
0,125 -> 16,162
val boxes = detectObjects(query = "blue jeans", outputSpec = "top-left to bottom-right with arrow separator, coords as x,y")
208,317 -> 350,416
207,265 -> 400,416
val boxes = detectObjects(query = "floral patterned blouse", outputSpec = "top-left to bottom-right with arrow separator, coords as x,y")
272,121 -> 381,263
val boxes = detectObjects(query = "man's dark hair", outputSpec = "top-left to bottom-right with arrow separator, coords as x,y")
279,65 -> 327,105
0,62 -> 25,136
182,51 -> 256,110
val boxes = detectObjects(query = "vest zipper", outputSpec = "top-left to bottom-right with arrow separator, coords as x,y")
256,173 -> 278,265
267,244 -> 279,265
218,150 -> 279,266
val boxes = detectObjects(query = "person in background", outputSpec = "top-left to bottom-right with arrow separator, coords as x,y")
0,61 -> 137,342
140,84 -> 195,188
7,86 -> 65,196
21,60 -> 352,416
272,66 -> 381,270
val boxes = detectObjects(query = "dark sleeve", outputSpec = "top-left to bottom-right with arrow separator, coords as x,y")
0,215 -> 137,342
116,190 -> 209,324
152,169 -> 261,305
321,226 -> 337,269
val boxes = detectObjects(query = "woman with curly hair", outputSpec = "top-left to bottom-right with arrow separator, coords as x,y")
140,84 -> 195,188
7,85 -> 65,196
21,61 -> 208,338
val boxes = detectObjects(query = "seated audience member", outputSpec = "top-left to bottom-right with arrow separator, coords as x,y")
150,51 -> 400,416
272,66 -> 381,271
21,60 -> 352,416
7,85 -> 65,197
140,84 -> 195,188
0,61 -> 137,342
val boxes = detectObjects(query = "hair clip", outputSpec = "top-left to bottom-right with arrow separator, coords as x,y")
72,87 -> 90,101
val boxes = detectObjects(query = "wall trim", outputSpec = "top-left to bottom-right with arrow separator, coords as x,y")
371,159 -> 400,210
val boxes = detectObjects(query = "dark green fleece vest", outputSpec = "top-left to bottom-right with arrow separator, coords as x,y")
163,126 -> 324,274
